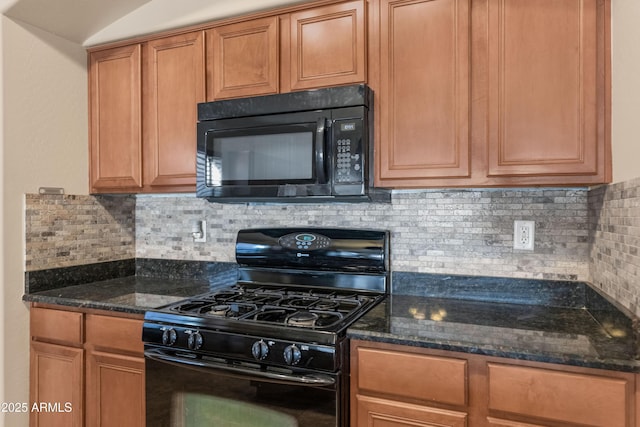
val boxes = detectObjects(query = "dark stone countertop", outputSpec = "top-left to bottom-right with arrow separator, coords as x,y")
23,276 -> 213,315
23,260 -> 640,373
348,273 -> 640,373
22,258 -> 239,315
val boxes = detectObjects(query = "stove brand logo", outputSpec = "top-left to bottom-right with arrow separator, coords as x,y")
296,253 -> 310,257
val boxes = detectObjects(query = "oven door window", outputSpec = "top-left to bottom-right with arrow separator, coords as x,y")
146,357 -> 339,427
205,123 -> 322,187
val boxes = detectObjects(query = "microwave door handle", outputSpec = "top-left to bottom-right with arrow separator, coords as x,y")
315,118 -> 328,183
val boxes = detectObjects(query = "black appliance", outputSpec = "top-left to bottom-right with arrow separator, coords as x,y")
143,227 -> 390,427
196,84 -> 389,203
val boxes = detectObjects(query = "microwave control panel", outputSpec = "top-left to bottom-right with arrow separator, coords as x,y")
333,118 -> 364,187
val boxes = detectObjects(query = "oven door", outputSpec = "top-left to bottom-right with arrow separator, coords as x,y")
145,347 -> 342,427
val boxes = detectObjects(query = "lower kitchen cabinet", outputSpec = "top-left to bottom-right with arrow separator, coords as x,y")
350,340 -> 637,427
29,306 -> 144,427
85,313 -> 145,427
30,341 -> 83,427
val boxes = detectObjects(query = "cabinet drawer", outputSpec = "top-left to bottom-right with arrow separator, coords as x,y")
31,307 -> 83,346
356,347 -> 467,406
86,314 -> 143,355
488,363 -> 630,427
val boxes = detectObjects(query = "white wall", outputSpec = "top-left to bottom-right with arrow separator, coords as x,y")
611,0 -> 640,183
1,17 -> 87,427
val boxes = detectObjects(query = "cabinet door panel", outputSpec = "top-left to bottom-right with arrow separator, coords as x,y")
289,0 -> 365,90
30,341 -> 83,427
488,363 -> 630,427
86,351 -> 145,427
89,45 -> 142,192
377,0 -> 470,183
355,394 -> 467,427
144,32 -> 204,191
487,0 -> 599,177
356,347 -> 467,406
207,17 -> 279,100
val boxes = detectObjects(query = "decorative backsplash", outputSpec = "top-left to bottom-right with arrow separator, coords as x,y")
136,188 -> 590,281
24,194 -> 135,270
589,177 -> 640,316
23,181 -> 640,316
23,189 -> 592,280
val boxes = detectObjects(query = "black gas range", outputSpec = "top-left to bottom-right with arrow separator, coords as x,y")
142,228 -> 389,427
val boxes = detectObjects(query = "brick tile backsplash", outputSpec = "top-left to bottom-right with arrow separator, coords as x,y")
24,181 -> 640,317
134,189 -> 589,281
589,177 -> 640,316
25,194 -> 135,270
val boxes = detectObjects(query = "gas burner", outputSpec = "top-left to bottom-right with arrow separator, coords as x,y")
287,311 -> 319,327
252,308 -> 291,324
210,304 -> 230,315
314,299 -> 340,310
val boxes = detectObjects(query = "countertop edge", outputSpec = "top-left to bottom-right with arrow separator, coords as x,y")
346,329 -> 640,374
23,293 -> 147,316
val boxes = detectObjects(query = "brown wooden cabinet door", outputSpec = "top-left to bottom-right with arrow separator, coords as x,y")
85,351 -> 145,427
288,0 -> 366,90
89,45 -> 143,193
486,0 -> 602,178
144,32 -> 205,192
30,341 -> 83,427
487,363 -> 631,427
374,0 -> 471,186
355,394 -> 467,427
207,17 -> 279,100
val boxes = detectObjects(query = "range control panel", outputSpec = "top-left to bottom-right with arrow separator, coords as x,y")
279,232 -> 331,251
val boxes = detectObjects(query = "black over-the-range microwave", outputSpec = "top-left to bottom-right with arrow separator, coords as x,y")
196,84 -> 390,203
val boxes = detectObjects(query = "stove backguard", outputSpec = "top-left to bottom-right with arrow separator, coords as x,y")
235,228 -> 389,278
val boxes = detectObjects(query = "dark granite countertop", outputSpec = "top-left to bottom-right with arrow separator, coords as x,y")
23,260 -> 640,373
22,259 -> 239,315
23,276 -> 214,315
348,273 -> 640,373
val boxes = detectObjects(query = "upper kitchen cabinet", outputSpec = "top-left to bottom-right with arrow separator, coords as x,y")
206,0 -> 366,100
371,0 -> 611,188
89,31 -> 205,194
485,0 -> 609,182
144,32 -> 205,192
206,17 -> 279,100
287,0 -> 366,91
373,0 -> 471,185
89,45 -> 143,193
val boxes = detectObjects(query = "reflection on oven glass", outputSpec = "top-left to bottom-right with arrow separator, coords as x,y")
172,392 -> 298,427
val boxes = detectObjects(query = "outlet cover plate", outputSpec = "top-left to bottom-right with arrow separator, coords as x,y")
513,220 -> 535,251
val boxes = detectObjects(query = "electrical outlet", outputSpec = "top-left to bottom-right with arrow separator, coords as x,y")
513,220 -> 535,251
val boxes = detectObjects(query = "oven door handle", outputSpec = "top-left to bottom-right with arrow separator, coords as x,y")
144,349 -> 336,387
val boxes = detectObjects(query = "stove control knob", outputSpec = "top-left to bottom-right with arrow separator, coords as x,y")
283,344 -> 302,366
186,330 -> 203,350
161,327 -> 177,346
251,340 -> 269,360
